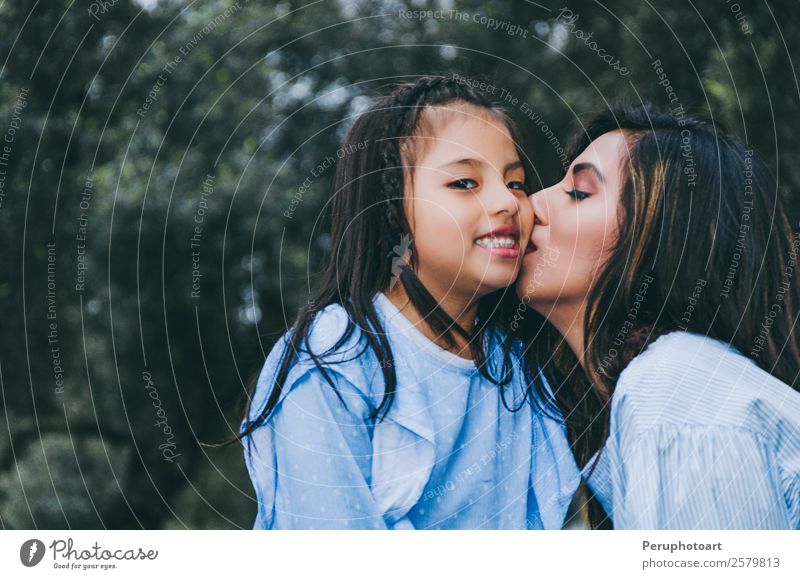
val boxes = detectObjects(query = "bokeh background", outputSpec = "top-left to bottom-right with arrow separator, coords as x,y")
1,0 -> 798,529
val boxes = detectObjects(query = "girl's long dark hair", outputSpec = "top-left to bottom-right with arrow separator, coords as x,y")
217,76 -> 530,450
521,105 -> 800,528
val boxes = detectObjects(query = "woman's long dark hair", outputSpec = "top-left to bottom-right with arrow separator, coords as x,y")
216,76 -> 531,450
520,105 -> 800,528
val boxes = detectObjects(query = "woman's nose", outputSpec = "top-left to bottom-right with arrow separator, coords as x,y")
529,188 -> 550,226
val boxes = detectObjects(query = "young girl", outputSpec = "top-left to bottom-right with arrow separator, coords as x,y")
516,105 -> 800,529
235,77 -> 580,529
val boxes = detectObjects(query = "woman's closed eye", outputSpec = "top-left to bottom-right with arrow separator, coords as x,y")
565,188 -> 591,201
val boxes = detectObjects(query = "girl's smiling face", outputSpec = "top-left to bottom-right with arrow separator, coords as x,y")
403,105 -> 534,304
517,130 -> 626,310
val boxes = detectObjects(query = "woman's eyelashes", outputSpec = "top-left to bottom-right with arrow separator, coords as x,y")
565,187 -> 591,201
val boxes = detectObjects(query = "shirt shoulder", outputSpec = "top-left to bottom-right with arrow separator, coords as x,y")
252,303 -> 384,413
611,331 -> 800,437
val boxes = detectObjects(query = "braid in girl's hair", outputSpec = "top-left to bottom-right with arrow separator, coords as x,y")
214,76 -> 528,449
376,80 -> 475,352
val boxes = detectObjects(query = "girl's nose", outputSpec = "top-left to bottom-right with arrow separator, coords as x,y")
488,179 -> 521,216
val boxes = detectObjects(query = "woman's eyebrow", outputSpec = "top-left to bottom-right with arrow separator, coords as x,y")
572,162 -> 606,184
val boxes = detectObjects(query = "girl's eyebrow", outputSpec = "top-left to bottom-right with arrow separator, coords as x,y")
437,158 -> 481,170
572,162 -> 606,184
436,158 -> 524,174
504,160 -> 524,174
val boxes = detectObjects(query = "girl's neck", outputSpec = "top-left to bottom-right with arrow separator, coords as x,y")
382,282 -> 478,360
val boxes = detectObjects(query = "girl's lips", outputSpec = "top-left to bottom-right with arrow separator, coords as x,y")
475,244 -> 521,258
484,224 -> 520,237
474,224 -> 522,258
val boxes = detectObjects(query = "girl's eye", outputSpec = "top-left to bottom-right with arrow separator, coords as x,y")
448,178 -> 478,189
507,180 -> 530,194
566,188 -> 591,201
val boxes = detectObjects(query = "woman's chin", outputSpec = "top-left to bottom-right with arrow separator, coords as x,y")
514,273 -> 555,304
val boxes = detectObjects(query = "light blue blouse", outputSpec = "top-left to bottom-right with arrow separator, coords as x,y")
242,293 -> 580,529
584,331 -> 800,529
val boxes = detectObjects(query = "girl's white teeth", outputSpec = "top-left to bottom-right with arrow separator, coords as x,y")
475,235 -> 516,249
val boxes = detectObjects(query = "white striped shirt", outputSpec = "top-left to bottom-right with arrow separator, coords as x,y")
584,331 -> 800,529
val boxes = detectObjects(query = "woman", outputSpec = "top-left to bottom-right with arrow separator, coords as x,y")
516,105 -> 800,529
